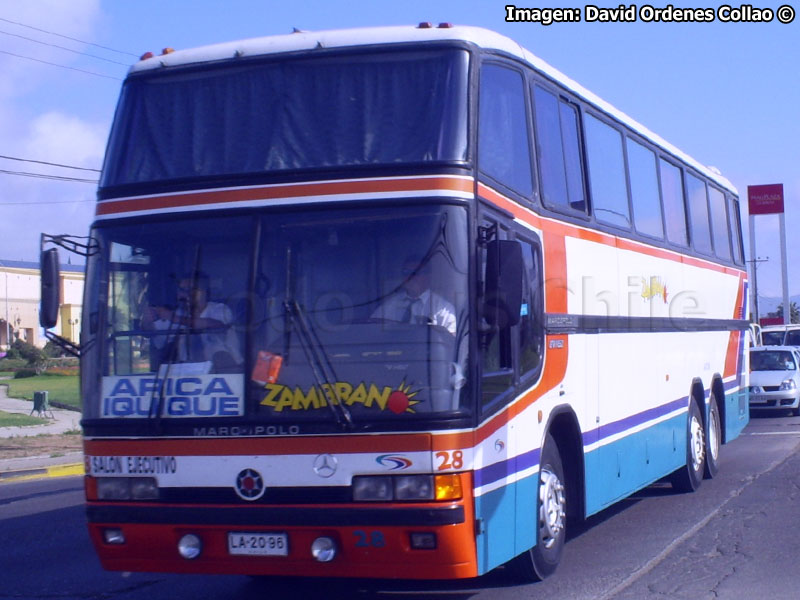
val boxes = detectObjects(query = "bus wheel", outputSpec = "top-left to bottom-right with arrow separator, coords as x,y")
670,399 -> 705,493
704,395 -> 721,479
508,433 -> 566,581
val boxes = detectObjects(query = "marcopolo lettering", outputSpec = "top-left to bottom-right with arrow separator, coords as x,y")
102,375 -> 244,418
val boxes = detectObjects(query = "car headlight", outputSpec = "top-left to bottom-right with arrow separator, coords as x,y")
780,379 -> 797,391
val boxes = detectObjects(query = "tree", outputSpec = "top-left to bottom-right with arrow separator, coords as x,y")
765,302 -> 800,324
10,340 -> 48,374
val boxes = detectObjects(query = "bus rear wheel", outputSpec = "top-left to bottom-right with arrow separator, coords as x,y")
670,399 -> 705,493
704,395 -> 721,479
508,433 -> 566,581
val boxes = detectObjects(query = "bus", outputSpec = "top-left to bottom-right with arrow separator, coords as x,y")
41,24 -> 749,581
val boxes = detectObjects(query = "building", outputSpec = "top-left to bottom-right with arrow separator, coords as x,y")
0,259 -> 85,349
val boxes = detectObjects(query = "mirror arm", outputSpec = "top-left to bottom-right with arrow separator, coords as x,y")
41,233 -> 99,258
43,330 -> 80,358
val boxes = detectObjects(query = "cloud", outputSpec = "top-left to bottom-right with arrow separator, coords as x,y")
0,0 -> 108,262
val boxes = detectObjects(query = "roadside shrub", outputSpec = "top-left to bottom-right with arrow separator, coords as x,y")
0,358 -> 28,371
12,340 -> 47,365
43,367 -> 80,376
13,368 -> 37,379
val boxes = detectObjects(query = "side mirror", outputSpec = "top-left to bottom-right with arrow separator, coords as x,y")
484,240 -> 523,328
40,248 -> 60,329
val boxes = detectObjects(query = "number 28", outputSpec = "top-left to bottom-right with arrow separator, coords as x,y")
435,450 -> 464,471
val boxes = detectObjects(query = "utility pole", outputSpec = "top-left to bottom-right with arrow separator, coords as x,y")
0,260 -> 9,350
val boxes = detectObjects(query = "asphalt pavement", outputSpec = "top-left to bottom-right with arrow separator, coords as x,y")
0,384 -> 84,482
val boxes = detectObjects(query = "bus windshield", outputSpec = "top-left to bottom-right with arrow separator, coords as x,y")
82,204 -> 470,425
100,48 -> 469,189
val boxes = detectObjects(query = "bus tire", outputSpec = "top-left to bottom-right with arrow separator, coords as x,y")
670,399 -> 705,493
508,433 -> 566,581
703,395 -> 721,479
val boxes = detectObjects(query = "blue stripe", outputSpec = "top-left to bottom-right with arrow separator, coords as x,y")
473,446 -> 540,488
585,397 -> 688,446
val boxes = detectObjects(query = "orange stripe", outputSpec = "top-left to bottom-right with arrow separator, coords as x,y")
723,274 -> 747,378
97,176 -> 474,216
478,183 -> 746,276
84,432 -> 432,456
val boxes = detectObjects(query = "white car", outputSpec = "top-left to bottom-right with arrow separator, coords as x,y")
749,346 -> 800,416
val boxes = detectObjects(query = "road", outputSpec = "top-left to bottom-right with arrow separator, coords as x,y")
1,412 -> 799,600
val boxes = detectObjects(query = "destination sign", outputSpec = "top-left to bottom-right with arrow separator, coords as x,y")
101,374 -> 245,418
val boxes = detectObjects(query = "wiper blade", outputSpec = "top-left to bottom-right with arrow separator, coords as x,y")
285,299 -> 354,431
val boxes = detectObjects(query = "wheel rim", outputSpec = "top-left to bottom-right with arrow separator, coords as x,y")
539,467 -> 566,549
709,404 -> 720,462
689,414 -> 705,472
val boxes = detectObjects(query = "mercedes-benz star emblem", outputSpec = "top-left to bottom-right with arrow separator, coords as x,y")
235,468 -> 265,501
313,453 -> 338,478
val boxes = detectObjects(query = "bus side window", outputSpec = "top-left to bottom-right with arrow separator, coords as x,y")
659,159 -> 688,247
531,85 -> 586,214
584,113 -> 630,229
480,219 -> 514,409
728,195 -> 744,265
626,137 -> 664,240
686,173 -> 713,255
517,237 -> 544,384
708,186 -> 732,261
479,63 -> 533,198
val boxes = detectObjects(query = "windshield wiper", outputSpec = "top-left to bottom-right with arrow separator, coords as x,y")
285,298 -> 354,431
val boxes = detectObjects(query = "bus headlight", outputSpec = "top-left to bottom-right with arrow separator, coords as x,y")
394,475 -> 434,500
352,476 -> 393,501
97,477 -> 159,500
353,475 -> 452,501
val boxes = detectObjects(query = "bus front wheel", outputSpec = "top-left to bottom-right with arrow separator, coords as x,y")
508,433 -> 566,581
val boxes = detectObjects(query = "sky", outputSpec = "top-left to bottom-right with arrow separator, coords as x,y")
1,0 -> 798,299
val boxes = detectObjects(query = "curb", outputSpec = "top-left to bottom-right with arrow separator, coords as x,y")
0,462 -> 85,483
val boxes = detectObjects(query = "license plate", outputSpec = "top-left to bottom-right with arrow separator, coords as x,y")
228,532 -> 288,556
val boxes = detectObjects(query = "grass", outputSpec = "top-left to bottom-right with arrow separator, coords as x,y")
0,410 -> 49,427
3,375 -> 81,409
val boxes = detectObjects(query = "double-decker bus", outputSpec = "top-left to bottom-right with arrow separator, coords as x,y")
41,24 -> 749,581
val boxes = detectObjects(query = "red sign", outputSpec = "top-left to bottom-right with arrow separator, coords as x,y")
748,183 -> 784,215
760,317 -> 784,326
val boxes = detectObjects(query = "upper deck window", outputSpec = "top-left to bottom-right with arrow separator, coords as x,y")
478,64 -> 533,197
532,85 -> 586,214
584,113 -> 630,229
100,49 -> 469,188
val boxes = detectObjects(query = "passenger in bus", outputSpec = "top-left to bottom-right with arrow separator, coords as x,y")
371,256 -> 456,335
143,272 -> 243,370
